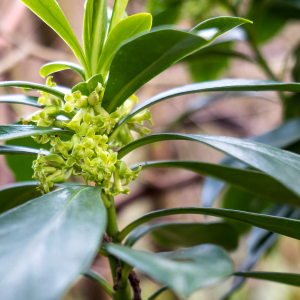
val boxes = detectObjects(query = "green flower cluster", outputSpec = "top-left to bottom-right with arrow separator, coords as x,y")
24,77 -> 152,195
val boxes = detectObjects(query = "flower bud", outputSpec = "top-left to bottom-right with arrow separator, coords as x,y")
64,102 -> 75,113
73,91 -> 81,100
95,83 -> 103,94
83,138 -> 94,149
47,170 -> 65,183
77,96 -> 88,108
43,167 -> 57,173
42,154 -> 67,167
88,91 -> 99,106
61,168 -> 73,183
44,105 -> 60,117
71,134 -> 81,144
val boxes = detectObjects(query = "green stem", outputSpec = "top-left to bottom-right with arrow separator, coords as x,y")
245,30 -> 277,81
106,194 -> 118,238
224,0 -> 286,102
105,192 -> 132,300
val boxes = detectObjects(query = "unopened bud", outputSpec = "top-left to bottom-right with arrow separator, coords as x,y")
95,83 -> 103,94
73,91 -> 82,100
43,154 -> 67,167
88,91 -> 99,106
44,105 -> 60,117
43,167 -> 57,173
47,170 -> 65,183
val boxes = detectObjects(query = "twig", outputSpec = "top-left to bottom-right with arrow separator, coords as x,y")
129,270 -> 142,300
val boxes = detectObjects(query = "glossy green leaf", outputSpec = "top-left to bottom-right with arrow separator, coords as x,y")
234,272 -> 300,287
110,0 -> 129,30
0,144 -> 47,156
97,13 -> 152,77
133,160 -> 299,206
221,207 -> 299,300
0,81 -> 65,99
117,80 -> 300,127
190,17 -> 252,39
125,222 -> 238,250
117,207 -> 300,242
0,181 -> 83,215
0,125 -> 73,142
83,0 -> 107,74
119,133 -> 300,198
102,19 -> 250,112
40,61 -> 85,80
0,186 -> 107,300
105,243 -> 233,297
20,0 -> 88,75
202,117 -> 300,208
0,95 -> 42,108
0,182 -> 41,214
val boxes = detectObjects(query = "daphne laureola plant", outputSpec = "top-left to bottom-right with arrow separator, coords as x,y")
2,0 -> 300,300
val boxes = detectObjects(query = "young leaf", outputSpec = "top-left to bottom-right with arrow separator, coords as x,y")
0,186 -> 107,300
125,222 -> 238,250
0,81 -> 65,99
0,125 -> 73,142
133,160 -> 299,206
234,272 -> 300,287
118,133 -> 300,199
97,13 -> 153,78
0,95 -> 42,108
110,0 -> 129,30
102,20 -> 250,112
40,61 -> 86,80
117,80 -> 300,127
72,74 -> 104,96
83,0 -> 107,74
117,207 -> 300,242
105,243 -> 233,297
20,0 -> 89,76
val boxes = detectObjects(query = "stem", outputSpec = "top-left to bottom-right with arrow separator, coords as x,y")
105,192 -> 132,300
245,30 -> 277,81
224,0 -> 287,102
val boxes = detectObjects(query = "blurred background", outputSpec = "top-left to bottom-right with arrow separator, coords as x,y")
1,0 -> 300,299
